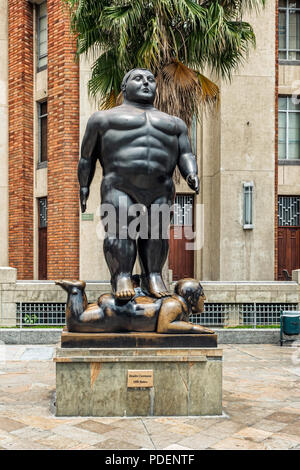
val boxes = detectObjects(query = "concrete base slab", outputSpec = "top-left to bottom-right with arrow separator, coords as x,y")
1,328 -> 297,345
61,329 -> 218,348
54,346 -> 223,417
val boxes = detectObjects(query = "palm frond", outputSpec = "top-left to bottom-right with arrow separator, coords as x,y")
154,61 -> 219,127
64,0 -> 265,123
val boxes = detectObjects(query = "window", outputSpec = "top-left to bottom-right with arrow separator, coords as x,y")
243,182 -> 254,229
38,101 -> 47,164
279,96 -> 300,160
38,197 -> 47,280
279,1 -> 300,61
39,197 -> 48,229
37,1 -> 47,70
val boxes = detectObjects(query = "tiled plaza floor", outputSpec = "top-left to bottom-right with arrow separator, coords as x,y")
0,343 -> 299,450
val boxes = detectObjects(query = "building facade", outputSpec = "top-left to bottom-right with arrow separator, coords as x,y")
0,0 -> 299,283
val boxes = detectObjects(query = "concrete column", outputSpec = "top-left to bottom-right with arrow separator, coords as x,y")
0,0 -> 8,266
292,269 -> 300,284
0,267 -> 17,326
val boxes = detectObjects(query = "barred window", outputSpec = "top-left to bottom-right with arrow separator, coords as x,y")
173,195 -> 193,226
278,196 -> 300,226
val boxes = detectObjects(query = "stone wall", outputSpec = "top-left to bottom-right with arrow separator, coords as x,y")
47,0 -> 80,279
0,0 -> 8,268
8,0 -> 34,279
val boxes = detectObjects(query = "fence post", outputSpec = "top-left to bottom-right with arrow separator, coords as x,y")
254,302 -> 256,329
20,302 -> 22,329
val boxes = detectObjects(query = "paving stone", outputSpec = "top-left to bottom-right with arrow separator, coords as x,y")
176,432 -> 222,450
163,444 -> 192,450
254,419 -> 288,433
163,423 -> 200,437
101,428 -> 154,448
280,422 -> 300,437
10,427 -> 53,441
149,432 -> 186,449
74,419 -> 116,434
232,426 -> 273,442
51,424 -> 107,445
210,437 -> 267,450
265,412 -> 300,423
204,420 -> 245,438
0,417 -> 26,432
108,418 -> 146,433
1,437 -> 51,450
263,433 -> 300,450
94,438 -> 143,450
20,347 -> 54,361
36,434 -> 89,450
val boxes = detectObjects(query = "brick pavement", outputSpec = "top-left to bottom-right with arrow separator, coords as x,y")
0,344 -> 299,450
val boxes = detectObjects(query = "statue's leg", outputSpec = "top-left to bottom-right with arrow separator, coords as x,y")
101,187 -> 136,300
138,195 -> 173,298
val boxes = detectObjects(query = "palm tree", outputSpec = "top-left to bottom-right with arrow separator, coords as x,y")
64,0 -> 266,127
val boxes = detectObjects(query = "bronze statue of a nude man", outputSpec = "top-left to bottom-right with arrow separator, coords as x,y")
78,68 -> 199,300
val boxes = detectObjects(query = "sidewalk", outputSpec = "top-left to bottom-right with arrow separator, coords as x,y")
0,344 -> 299,450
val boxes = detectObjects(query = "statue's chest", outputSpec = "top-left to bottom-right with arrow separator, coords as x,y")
110,112 -> 178,136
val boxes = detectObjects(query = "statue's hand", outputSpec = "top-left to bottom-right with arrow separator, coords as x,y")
80,187 -> 89,213
187,174 -> 199,195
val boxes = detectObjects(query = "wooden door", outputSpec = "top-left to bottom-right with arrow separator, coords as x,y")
169,195 -> 194,280
278,227 -> 300,280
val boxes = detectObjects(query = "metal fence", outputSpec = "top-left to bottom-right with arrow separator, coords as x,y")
0,301 -> 297,327
0,301 -> 293,328
191,302 -> 299,327
16,302 -> 66,327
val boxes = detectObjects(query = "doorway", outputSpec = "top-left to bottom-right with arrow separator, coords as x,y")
169,194 -> 195,280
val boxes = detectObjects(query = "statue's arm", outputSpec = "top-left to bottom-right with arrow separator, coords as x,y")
78,113 -> 103,213
177,118 -> 199,194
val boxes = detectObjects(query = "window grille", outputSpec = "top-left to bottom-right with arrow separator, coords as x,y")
173,195 -> 193,226
279,0 -> 300,61
278,196 -> 300,226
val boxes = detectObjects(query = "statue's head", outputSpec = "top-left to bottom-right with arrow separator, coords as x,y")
174,278 -> 206,314
121,68 -> 156,104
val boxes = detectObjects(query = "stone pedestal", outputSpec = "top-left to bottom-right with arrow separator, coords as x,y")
54,346 -> 223,417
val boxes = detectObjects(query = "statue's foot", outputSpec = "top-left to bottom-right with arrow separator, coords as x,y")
113,276 -> 135,300
55,280 -> 86,293
146,273 -> 170,298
